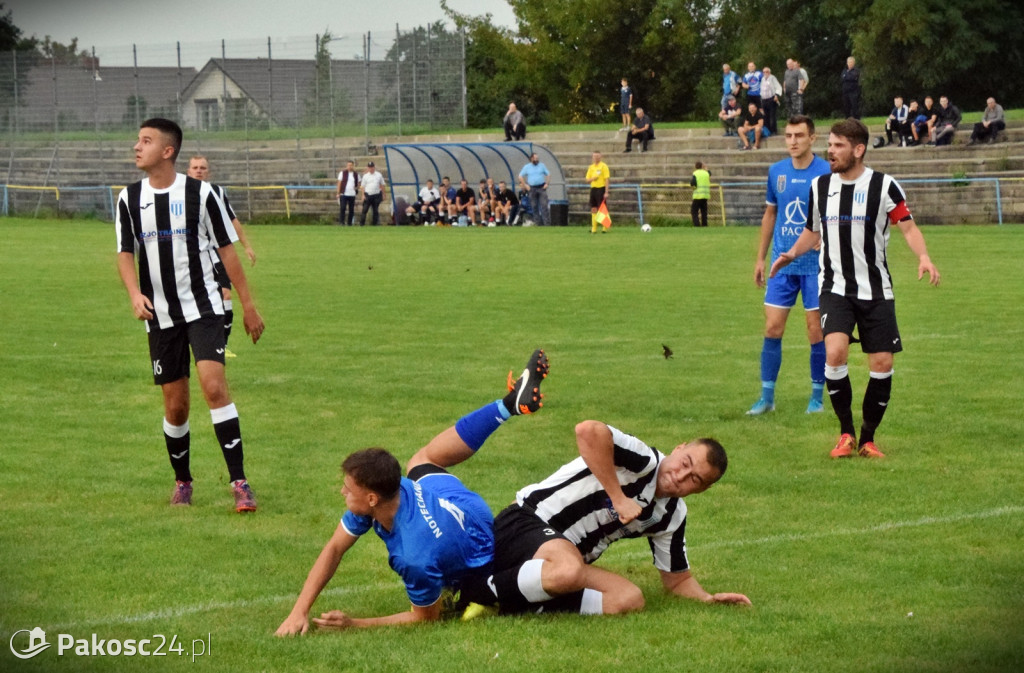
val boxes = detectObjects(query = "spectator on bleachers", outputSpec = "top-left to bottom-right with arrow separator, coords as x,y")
741,61 -> 763,109
918,96 -> 939,140
719,95 -> 741,137
738,101 -> 766,150
840,56 -> 861,119
760,66 -> 782,134
968,97 -> 1006,145
783,58 -> 807,115
884,96 -> 911,147
928,96 -> 961,146
906,100 -> 923,145
624,107 -> 654,153
503,103 -> 526,141
721,63 -> 741,109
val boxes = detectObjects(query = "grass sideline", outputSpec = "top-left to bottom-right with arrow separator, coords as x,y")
1,220 -> 1022,673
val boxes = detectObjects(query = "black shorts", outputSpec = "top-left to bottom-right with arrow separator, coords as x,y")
819,293 -> 902,354
212,258 -> 231,291
589,187 -> 606,209
147,315 -> 226,385
492,504 -> 568,572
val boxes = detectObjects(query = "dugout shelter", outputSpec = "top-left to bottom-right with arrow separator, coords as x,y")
383,142 -> 568,225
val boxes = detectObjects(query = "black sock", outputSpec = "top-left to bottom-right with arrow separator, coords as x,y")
163,419 -> 192,482
211,404 -> 246,482
826,374 -> 857,437
223,305 -> 233,345
860,372 -> 893,445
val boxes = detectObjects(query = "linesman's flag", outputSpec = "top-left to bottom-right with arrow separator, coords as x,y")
596,199 -> 612,230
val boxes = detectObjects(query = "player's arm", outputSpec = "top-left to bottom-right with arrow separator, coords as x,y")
217,243 -> 264,343
754,204 -> 778,287
574,421 -> 642,524
659,569 -> 751,605
895,217 -> 940,286
312,601 -> 442,631
229,218 -> 256,266
117,251 -> 154,321
769,226 -> 820,278
275,524 -> 360,636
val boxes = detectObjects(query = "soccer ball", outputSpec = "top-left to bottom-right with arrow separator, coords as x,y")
641,223 -> 652,232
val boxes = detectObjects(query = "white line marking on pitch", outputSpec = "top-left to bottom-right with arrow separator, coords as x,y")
51,505 -> 1022,630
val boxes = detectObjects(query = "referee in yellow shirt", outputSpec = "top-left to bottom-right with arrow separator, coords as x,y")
585,151 -> 610,233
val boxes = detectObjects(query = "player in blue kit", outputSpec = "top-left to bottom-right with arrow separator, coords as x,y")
749,115 -> 832,415
275,350 -> 549,635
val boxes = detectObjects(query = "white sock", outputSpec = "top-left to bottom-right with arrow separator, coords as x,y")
517,559 -> 554,603
579,588 -> 604,615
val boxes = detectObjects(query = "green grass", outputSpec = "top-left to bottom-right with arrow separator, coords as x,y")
1,220 -> 1022,673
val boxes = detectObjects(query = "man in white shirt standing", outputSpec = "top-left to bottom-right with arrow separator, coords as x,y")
336,160 -> 359,226
359,162 -> 387,226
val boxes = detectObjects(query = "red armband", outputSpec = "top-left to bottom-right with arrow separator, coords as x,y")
888,201 -> 912,223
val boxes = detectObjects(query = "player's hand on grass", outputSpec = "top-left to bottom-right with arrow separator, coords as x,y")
312,610 -> 354,631
131,292 -> 154,321
244,306 -> 265,344
919,258 -> 940,286
709,592 -> 752,605
274,614 -> 310,637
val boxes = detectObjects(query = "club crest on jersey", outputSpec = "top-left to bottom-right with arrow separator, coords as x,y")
854,191 -> 866,205
170,201 -> 185,217
776,174 -> 787,193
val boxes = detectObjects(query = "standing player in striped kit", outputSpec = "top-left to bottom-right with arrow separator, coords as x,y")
186,155 -> 257,358
116,118 -> 266,511
770,119 -> 940,459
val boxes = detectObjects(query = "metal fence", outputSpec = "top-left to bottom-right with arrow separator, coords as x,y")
5,177 -> 1021,226
0,25 -> 466,150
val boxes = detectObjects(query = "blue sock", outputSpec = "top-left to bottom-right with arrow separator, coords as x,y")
455,400 -> 509,452
810,341 -> 826,402
760,337 -> 782,403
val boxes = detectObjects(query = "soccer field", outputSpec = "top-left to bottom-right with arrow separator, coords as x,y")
1,220 -> 1022,673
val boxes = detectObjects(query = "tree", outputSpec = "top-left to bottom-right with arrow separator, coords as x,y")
380,20 -> 465,128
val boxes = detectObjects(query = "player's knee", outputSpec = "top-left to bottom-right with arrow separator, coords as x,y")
543,557 -> 587,594
603,584 -> 645,614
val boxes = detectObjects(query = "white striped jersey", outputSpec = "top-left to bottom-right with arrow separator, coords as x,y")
116,174 -> 237,329
515,425 -> 690,573
808,167 -> 913,301
207,183 -> 238,270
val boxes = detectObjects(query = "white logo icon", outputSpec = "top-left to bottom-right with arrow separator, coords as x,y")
223,439 -> 240,450
783,197 -> 808,227
10,627 -> 51,659
216,349 -> 225,354
171,450 -> 189,459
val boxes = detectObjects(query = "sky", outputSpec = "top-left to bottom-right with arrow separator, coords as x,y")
4,0 -> 517,65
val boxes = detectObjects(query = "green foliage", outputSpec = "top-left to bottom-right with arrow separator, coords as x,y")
452,0 -> 1024,125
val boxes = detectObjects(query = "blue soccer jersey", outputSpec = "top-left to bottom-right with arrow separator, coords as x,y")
765,155 -> 832,276
341,475 -> 494,607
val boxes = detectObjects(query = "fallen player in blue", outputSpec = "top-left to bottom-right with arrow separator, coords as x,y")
275,349 -> 548,634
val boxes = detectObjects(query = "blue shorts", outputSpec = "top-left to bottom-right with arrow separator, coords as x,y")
764,273 -> 819,311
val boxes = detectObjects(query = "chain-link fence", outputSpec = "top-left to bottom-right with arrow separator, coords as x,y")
0,25 -> 465,154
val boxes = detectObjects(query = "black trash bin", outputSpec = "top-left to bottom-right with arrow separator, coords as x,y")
550,202 -> 568,226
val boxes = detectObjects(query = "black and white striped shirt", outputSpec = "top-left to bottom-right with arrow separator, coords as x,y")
809,168 -> 913,301
116,174 -> 237,329
516,425 -> 690,573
